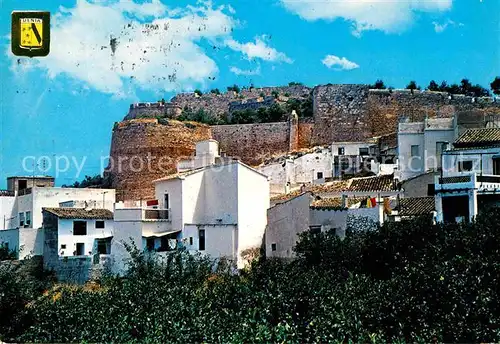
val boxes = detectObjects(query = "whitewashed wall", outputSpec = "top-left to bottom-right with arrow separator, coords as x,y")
0,228 -> 19,255
0,196 -> 16,230
266,193 -> 312,258
57,218 -> 113,257
183,224 -> 237,260
155,179 -> 183,231
15,188 -> 115,230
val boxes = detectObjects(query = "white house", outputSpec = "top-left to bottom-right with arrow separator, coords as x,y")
266,192 -> 383,258
258,148 -> 332,195
42,206 -> 114,257
177,139 -> 227,172
112,159 -> 270,271
0,176 -> 115,259
396,118 -> 455,181
435,128 -> 500,223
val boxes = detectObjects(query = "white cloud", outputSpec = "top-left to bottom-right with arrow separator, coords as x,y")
230,65 -> 261,76
322,55 -> 359,70
226,36 -> 292,63
280,0 -> 453,35
432,19 -> 463,33
7,0 -> 288,96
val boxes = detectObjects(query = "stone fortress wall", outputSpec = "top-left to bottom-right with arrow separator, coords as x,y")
124,85 -> 311,120
110,84 -> 500,200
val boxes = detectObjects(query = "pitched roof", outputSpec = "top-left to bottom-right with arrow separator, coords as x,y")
154,160 -> 268,183
310,196 -> 363,209
454,128 -> 500,148
348,174 -> 397,192
43,208 -> 113,220
270,180 -> 351,203
397,197 -> 435,217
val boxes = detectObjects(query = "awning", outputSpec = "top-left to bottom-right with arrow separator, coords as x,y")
142,229 -> 180,238
95,236 -> 113,241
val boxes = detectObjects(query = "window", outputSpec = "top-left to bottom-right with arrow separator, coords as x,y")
18,179 -> 27,190
95,220 -> 105,229
75,243 -> 85,256
146,238 -> 155,251
338,147 -> 345,155
198,229 -> 205,251
97,240 -> 109,254
189,237 -> 193,246
410,145 -> 420,158
271,243 -> 277,251
458,160 -> 473,172
19,212 -> 25,227
309,225 -> 321,234
73,221 -> 87,235
493,158 -> 500,175
427,184 -> 435,196
164,193 -> 169,209
61,244 -> 66,249
25,211 -> 31,226
316,171 -> 323,179
359,147 -> 369,156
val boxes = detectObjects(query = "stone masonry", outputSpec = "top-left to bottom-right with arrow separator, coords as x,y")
110,84 -> 500,200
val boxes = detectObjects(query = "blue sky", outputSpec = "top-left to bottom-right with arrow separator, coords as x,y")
0,0 -> 498,188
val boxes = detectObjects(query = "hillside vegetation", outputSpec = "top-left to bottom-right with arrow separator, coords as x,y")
2,209 -> 500,343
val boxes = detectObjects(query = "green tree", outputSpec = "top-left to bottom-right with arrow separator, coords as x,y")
406,80 -> 420,91
371,79 -> 386,89
427,80 -> 440,91
490,77 -> 500,95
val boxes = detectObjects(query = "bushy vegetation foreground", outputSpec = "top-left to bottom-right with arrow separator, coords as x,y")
2,210 -> 500,343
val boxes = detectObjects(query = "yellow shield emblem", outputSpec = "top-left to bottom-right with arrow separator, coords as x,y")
20,18 -> 43,49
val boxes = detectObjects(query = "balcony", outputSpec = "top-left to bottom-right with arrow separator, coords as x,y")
436,173 -> 500,194
144,209 -> 171,221
17,187 -> 32,196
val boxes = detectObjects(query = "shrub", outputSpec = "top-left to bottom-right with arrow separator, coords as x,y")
5,210 -> 500,342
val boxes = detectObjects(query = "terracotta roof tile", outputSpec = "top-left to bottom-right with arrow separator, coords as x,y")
454,128 -> 500,148
270,180 -> 352,203
398,197 -> 435,217
348,174 -> 397,192
310,196 -> 363,209
43,208 -> 113,220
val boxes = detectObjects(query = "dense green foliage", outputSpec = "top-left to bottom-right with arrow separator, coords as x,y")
62,174 -> 112,188
426,78 -> 490,97
0,244 -> 16,260
491,77 -> 500,95
178,96 -> 313,125
406,80 -> 421,91
370,79 -> 386,89
2,210 -> 500,343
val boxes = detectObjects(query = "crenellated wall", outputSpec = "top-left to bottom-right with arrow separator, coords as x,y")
110,84 -> 500,200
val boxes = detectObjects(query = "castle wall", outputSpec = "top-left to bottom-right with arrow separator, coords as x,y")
366,90 -> 500,138
312,84 -> 371,145
211,122 -> 290,166
311,85 -> 500,146
107,119 -> 211,201
111,84 -> 500,200
297,120 -> 314,149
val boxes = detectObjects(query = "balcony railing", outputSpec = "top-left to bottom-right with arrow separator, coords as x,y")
477,175 -> 500,183
439,176 -> 471,184
144,209 -> 170,220
17,188 -> 32,196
